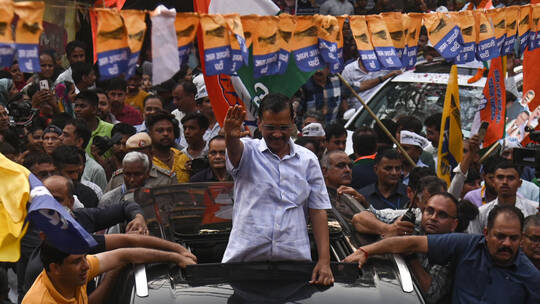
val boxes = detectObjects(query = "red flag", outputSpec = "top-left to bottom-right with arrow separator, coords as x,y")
193,0 -> 246,127
522,0 -> 540,145
480,56 -> 506,147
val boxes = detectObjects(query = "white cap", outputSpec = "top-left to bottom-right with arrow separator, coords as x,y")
302,123 -> 326,137
400,130 -> 429,149
193,74 -> 208,100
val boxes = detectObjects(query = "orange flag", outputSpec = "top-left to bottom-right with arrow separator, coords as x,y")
522,0 -> 540,145
480,57 -> 506,147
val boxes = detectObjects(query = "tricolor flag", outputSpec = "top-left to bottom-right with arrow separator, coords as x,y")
437,65 -> 463,186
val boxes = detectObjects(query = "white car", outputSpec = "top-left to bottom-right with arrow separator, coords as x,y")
343,60 -> 522,155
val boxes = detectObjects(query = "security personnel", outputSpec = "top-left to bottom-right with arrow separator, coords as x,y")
104,132 -> 177,192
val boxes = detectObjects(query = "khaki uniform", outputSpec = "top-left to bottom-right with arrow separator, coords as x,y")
105,164 -> 178,192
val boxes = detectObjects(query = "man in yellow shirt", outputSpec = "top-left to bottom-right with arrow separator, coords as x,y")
147,112 -> 190,183
23,239 -> 196,303
125,69 -> 149,112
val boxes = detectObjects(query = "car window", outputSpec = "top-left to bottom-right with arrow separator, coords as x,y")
352,82 -> 483,133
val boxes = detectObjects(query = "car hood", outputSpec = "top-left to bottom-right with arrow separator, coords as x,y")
131,261 -> 423,304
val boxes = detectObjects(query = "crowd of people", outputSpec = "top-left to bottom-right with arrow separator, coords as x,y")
0,0 -> 539,303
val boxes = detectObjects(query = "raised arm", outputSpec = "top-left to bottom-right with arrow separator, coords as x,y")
343,235 -> 428,268
223,105 -> 250,168
95,247 -> 196,275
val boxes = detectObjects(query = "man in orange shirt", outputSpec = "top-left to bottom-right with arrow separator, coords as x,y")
23,240 -> 196,303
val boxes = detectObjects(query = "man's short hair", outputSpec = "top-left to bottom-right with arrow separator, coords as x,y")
374,118 -> 397,145
374,148 -> 401,165
123,151 -> 150,172
146,111 -> 176,131
408,167 -> 436,192
66,118 -> 91,149
295,137 -> 321,155
397,115 -> 423,134
208,135 -> 225,147
494,160 -> 521,176
325,123 -> 346,141
175,80 -> 197,96
51,113 -> 74,130
523,214 -> 540,233
0,142 -> 16,155
44,175 -> 75,197
142,94 -> 163,108
74,90 -> 99,108
23,152 -> 54,170
52,145 -> 84,169
456,199 -> 479,233
107,77 -> 127,92
71,62 -> 94,85
418,176 -> 447,194
320,150 -> 347,169
66,40 -> 87,58
424,113 -> 442,129
482,156 -> 503,175
111,123 -> 136,138
304,110 -> 324,125
487,204 -> 524,231
353,126 -> 377,156
257,93 -> 293,120
181,112 -> 210,130
40,240 -> 70,272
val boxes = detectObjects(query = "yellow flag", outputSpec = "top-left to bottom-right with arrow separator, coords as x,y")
0,153 -> 30,262
437,65 -> 463,186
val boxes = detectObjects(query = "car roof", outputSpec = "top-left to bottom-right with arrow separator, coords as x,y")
392,60 -> 487,87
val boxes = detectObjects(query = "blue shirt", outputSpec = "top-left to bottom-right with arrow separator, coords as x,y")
358,182 -> 409,210
223,137 -> 331,262
427,233 -> 540,304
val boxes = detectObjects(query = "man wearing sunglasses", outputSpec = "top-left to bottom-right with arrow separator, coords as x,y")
223,93 -> 333,286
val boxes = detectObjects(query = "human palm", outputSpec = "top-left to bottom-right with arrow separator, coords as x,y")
224,105 -> 250,138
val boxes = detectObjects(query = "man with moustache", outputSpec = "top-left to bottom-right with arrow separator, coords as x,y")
190,135 -> 231,182
321,150 -> 368,228
354,192 -> 460,304
345,205 -> 540,304
223,94 -> 333,285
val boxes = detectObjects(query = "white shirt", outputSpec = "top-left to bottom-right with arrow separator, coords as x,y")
203,122 -> 221,142
54,67 -> 73,85
223,138 -> 331,262
467,197 -> 538,234
341,59 -> 389,107
172,109 -> 188,150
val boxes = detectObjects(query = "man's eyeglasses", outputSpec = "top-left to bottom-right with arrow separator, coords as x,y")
424,207 -> 457,220
524,234 -> 540,243
261,125 -> 291,132
333,162 -> 352,169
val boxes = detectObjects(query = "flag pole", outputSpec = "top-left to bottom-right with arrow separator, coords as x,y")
336,73 -> 416,167
478,141 -> 501,164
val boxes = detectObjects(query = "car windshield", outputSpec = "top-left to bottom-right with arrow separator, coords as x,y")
352,81 -> 483,134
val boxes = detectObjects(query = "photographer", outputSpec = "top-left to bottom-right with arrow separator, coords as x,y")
23,53 -> 59,121
92,123 -> 136,180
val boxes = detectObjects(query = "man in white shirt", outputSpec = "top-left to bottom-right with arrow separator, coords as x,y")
341,58 -> 401,108
223,93 -> 333,285
468,161 -> 538,234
